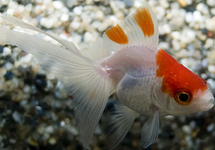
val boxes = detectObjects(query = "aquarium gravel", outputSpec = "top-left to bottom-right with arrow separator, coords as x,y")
0,0 -> 215,150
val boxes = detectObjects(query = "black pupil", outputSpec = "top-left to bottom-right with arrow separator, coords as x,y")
179,93 -> 189,102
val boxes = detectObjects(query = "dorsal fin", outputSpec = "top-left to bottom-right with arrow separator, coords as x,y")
103,2 -> 159,53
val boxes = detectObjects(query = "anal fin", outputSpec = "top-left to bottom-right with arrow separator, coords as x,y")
104,103 -> 138,150
141,110 -> 159,148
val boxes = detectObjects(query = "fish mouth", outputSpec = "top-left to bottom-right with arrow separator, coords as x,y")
210,98 -> 215,104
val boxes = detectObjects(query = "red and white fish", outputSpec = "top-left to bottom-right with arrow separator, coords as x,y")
0,2 -> 214,149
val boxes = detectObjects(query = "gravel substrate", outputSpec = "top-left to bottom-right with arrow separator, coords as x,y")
0,0 -> 215,150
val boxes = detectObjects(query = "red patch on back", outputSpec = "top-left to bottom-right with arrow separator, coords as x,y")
133,7 -> 154,37
105,24 -> 129,44
156,49 -> 207,98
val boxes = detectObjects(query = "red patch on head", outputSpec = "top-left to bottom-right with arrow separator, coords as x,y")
133,7 -> 154,37
105,24 -> 129,44
156,49 -> 207,100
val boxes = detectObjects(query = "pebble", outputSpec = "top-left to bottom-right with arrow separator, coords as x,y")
205,17 -> 215,32
185,12 -> 193,23
84,32 -> 93,43
60,121 -> 65,127
211,8 -> 215,15
2,47 -> 11,56
172,39 -> 180,51
160,0 -> 169,8
202,58 -> 209,68
197,31 -> 207,41
4,71 -> 13,80
12,111 -> 22,124
53,1 -> 64,9
96,10 -> 104,21
204,38 -> 214,49
60,13 -> 69,22
45,126 -> 54,134
196,3 -> 209,15
70,21 -> 81,30
208,65 -> 215,73
155,6 -> 165,20
159,42 -> 170,50
66,0 -> 78,7
5,62 -> 13,71
23,85 -> 31,93
40,17 -> 56,29
182,125 -> 192,135
207,79 -> 215,90
123,0 -> 133,7
73,6 -> 82,15
19,54 -> 34,65
178,0 -> 192,7
189,121 -> 196,130
207,123 -> 215,132
49,137 -> 57,144
162,24 -> 171,34
207,0 -> 215,7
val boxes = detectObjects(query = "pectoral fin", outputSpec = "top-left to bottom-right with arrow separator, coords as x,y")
141,110 -> 159,148
104,103 -> 138,150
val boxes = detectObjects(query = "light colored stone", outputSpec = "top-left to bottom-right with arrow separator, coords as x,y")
23,85 -> 31,93
208,65 -> 215,73
202,59 -> 209,68
197,31 -> 207,41
40,17 -> 56,29
182,125 -> 192,135
159,42 -> 170,50
5,62 -> 13,71
207,79 -> 215,90
53,1 -> 64,9
2,47 -> 11,56
207,123 -> 215,132
96,10 -> 104,21
196,3 -> 209,15
84,32 -> 93,43
207,0 -> 215,7
155,6 -> 165,20
160,0 -> 169,8
73,6 -> 82,15
206,17 -> 215,32
204,38 -> 214,49
45,126 -> 54,134
12,111 -> 22,124
60,13 -> 69,22
211,8 -> 215,15
185,12 -> 193,23
172,39 -> 180,51
19,53 -> 33,64
123,0 -> 133,7
162,24 -> 171,34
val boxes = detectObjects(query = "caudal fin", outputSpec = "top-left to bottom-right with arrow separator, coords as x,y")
0,16 -> 114,149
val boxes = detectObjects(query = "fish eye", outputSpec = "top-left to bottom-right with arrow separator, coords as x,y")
175,91 -> 191,105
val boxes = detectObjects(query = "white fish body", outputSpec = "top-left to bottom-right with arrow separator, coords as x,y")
0,2 -> 214,149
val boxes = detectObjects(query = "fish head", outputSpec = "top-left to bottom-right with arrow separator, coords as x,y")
155,49 -> 214,115
165,84 -> 214,115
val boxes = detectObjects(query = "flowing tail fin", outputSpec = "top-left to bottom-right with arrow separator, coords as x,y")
0,16 -> 114,149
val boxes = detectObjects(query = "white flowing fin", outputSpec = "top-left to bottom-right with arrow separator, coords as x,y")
104,103 -> 138,150
103,2 -> 158,53
141,110 -> 159,148
80,38 -> 111,60
0,25 -> 114,149
1,16 -> 81,55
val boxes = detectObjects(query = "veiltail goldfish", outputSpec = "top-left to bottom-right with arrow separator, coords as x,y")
0,2 -> 214,150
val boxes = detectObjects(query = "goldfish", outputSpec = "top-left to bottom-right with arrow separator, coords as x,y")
0,2 -> 214,150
